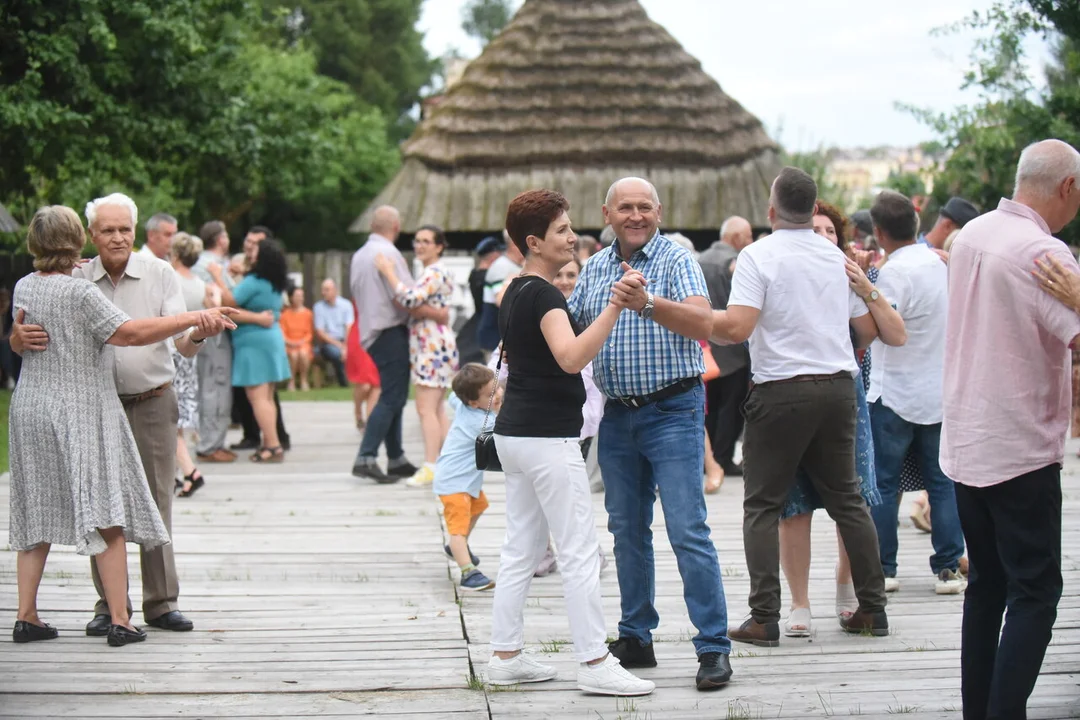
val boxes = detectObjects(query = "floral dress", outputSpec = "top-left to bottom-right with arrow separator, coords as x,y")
394,262 -> 459,388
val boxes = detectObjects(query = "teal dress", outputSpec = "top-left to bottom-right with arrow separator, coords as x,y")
231,275 -> 291,387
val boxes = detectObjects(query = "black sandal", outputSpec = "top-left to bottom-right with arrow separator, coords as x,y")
178,470 -> 205,497
250,446 -> 285,463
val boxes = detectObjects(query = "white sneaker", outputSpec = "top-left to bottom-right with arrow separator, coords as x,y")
935,569 -> 967,595
884,577 -> 900,593
577,653 -> 655,696
486,653 -> 557,686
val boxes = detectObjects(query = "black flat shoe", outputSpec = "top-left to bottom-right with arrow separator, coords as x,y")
107,624 -> 147,647
230,438 -> 259,451
178,470 -> 205,497
13,620 -> 59,643
696,652 -> 733,690
387,461 -> 419,478
85,613 -> 111,637
146,610 -> 194,632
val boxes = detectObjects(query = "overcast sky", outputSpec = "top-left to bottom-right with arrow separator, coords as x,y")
419,0 -> 1051,151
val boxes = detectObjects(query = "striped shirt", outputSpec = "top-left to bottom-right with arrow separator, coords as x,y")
567,232 -> 708,398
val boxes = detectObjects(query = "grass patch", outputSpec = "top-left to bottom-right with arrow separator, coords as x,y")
0,388 -> 9,473
279,385 -> 417,402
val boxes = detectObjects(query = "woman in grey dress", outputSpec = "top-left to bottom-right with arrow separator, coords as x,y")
10,206 -> 236,646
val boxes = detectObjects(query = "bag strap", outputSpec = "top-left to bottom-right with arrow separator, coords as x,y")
480,277 -> 530,433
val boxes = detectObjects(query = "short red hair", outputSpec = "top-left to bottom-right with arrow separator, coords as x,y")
505,189 -> 570,257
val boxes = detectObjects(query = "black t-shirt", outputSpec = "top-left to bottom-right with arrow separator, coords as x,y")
493,277 -> 586,438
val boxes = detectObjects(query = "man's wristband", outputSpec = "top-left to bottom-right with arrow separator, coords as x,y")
191,332 -> 206,345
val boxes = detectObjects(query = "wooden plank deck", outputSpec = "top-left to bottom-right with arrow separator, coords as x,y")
1,399 -> 1078,718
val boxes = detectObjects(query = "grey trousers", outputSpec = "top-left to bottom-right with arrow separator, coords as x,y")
91,387 -> 180,620
195,333 -> 232,455
741,375 -> 887,623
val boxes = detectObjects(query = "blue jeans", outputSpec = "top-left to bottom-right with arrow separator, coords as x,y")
318,343 -> 348,387
869,400 -> 965,576
356,325 -> 409,463
598,383 -> 730,655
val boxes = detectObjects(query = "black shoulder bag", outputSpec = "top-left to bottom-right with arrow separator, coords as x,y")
475,277 -> 530,471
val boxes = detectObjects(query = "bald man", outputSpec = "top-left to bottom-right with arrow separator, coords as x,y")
697,216 -> 753,475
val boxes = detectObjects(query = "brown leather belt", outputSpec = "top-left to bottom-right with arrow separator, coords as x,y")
755,371 -> 849,388
119,381 -> 172,406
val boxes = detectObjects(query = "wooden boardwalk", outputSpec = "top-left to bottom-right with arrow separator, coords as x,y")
1,399 -> 1078,718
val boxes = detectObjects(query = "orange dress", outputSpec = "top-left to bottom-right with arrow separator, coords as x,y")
279,306 -> 314,359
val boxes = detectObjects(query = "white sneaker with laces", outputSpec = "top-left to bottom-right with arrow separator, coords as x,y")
935,569 -> 967,595
486,653 -> 557,686
884,577 -> 900,593
577,653 -> 655,696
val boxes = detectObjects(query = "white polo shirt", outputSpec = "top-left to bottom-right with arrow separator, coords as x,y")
867,243 -> 948,424
729,228 -> 867,384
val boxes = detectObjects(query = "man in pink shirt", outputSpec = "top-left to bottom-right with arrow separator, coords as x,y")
942,139 -> 1080,720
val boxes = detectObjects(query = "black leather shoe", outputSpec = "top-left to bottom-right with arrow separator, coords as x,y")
13,620 -> 59,643
230,438 -> 259,451
387,461 -> 419,478
696,652 -> 733,690
840,609 -> 889,636
352,462 -> 394,483
146,610 -> 194,632
85,613 -> 111,637
107,624 -> 147,647
608,637 -> 658,668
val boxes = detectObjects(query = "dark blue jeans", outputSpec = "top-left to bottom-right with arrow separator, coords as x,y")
356,325 -> 409,463
318,343 -> 348,387
955,465 -> 1061,720
598,383 -> 731,655
869,400 -> 964,576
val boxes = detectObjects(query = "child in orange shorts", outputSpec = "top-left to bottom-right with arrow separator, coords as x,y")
436,364 -> 502,591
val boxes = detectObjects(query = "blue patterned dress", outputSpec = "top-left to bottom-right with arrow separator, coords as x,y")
781,330 -> 881,519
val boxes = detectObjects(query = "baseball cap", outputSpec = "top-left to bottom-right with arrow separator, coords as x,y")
475,235 -> 505,256
850,210 -> 873,236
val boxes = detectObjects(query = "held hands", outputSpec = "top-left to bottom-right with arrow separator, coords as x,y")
845,259 -> 874,299
1034,253 -> 1080,312
11,309 -> 49,352
190,307 -> 240,340
610,262 -> 649,311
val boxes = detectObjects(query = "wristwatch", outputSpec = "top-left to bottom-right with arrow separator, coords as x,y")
639,292 -> 656,320
864,288 -> 880,302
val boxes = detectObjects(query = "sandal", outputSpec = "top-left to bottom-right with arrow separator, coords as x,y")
250,446 -> 285,463
178,470 -> 205,497
784,607 -> 812,637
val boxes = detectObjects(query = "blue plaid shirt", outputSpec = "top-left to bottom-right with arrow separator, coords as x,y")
567,232 -> 708,398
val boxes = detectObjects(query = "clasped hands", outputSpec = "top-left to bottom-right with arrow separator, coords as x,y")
190,306 -> 239,340
609,262 -> 649,312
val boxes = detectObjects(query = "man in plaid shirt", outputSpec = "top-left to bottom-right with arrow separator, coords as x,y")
567,177 -> 733,691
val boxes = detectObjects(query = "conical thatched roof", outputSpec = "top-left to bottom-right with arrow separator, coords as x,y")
352,0 -> 780,234
0,203 -> 17,233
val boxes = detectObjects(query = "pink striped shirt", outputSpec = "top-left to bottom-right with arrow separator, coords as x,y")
941,198 -> 1080,487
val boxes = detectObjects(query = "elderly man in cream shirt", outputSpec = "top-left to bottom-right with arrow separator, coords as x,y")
12,193 -> 233,635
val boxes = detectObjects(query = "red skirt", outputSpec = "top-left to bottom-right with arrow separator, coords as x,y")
346,301 -> 380,387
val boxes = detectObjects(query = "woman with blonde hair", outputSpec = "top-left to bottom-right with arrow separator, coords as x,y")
169,232 -> 208,496
9,205 -> 235,646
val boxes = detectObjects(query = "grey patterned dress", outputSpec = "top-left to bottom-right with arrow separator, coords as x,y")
9,274 -> 171,555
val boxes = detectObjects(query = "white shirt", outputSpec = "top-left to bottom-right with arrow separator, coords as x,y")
728,228 -> 867,384
866,244 -> 948,424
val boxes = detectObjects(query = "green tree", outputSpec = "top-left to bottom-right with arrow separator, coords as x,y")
264,0 -> 436,140
462,0 -> 515,46
905,0 -> 1080,244
0,0 -> 400,252
883,171 -> 927,199
783,146 -> 851,209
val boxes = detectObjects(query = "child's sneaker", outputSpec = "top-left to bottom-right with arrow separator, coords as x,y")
405,465 -> 435,487
577,653 -> 655,696
445,544 -> 481,567
461,569 -> 495,591
487,653 -> 557,685
935,568 -> 967,595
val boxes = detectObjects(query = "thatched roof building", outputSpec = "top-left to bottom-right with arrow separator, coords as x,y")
0,203 -> 18,233
352,0 -> 780,236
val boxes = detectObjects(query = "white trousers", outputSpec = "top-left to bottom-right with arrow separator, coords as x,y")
491,435 -> 608,662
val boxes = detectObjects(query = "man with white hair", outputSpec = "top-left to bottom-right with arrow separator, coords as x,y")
941,138 -> 1080,719
11,192 -> 234,635
139,213 -> 178,261
567,177 -> 733,691
697,216 -> 753,477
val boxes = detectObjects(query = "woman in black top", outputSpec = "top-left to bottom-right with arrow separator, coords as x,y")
484,190 -> 653,697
